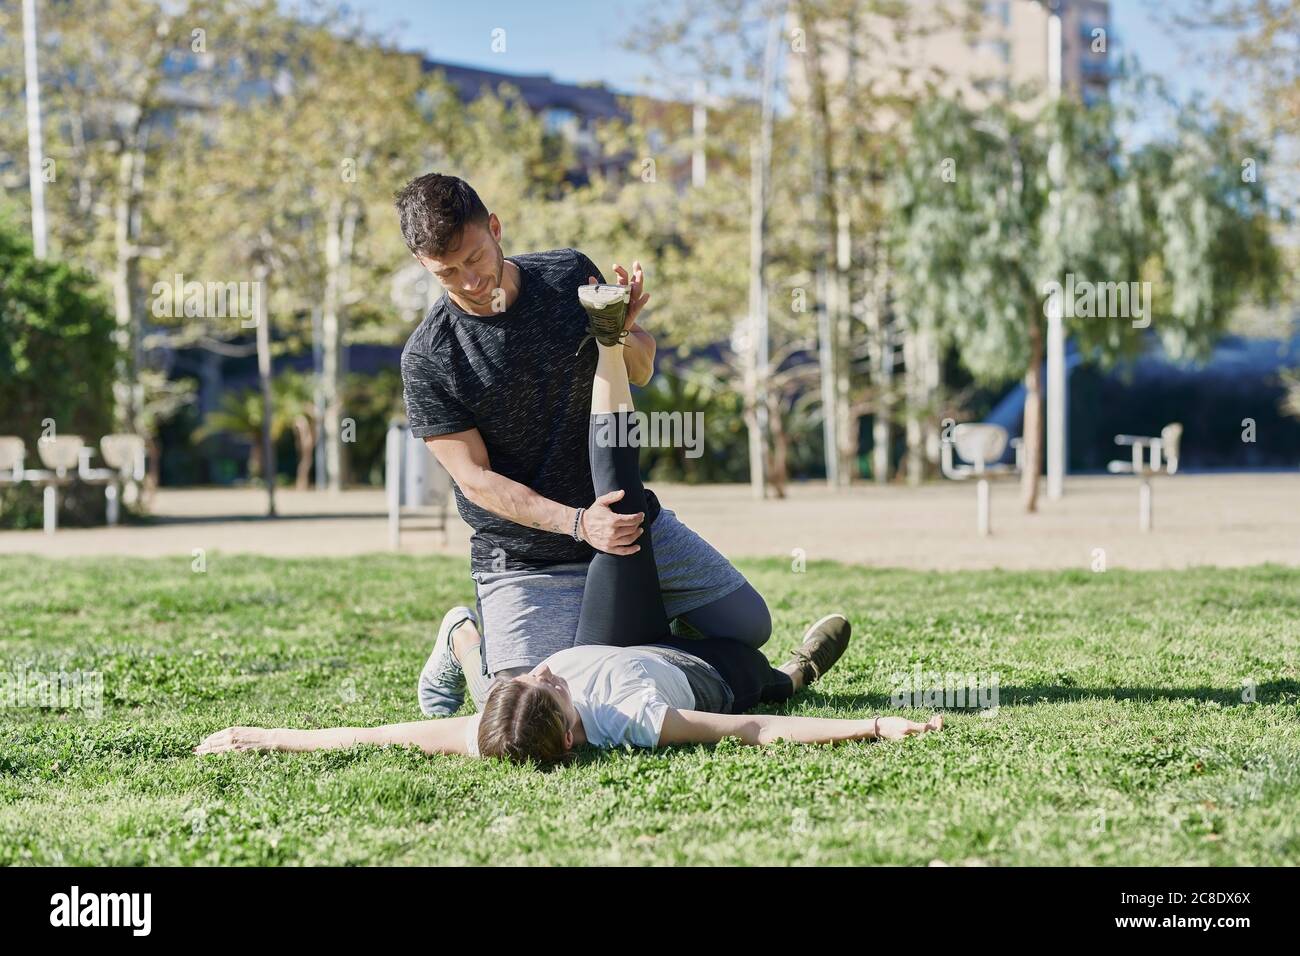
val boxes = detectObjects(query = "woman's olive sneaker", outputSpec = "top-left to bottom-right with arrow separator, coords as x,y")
788,613 -> 852,686
576,283 -> 631,353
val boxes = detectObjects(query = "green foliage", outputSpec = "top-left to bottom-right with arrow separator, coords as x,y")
888,93 -> 1281,386
1128,115 -> 1281,362
342,369 -> 405,486
636,366 -> 750,483
189,369 -> 401,487
0,220 -> 118,529
1,556 -> 1297,865
1281,369 -> 1300,422
0,220 -> 117,441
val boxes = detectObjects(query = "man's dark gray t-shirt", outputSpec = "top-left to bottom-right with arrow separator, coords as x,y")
400,247 -> 607,573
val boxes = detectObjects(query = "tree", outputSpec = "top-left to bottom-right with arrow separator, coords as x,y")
0,0 -> 275,436
193,389 -> 274,480
0,217 -> 116,439
193,372 -> 322,488
137,370 -> 197,500
888,93 -> 1279,509
1171,0 -> 1299,141
0,217 -> 117,528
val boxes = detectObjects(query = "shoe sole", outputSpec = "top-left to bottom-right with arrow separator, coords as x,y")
419,607 -> 476,699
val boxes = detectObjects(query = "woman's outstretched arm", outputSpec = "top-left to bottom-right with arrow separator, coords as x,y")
657,708 -> 942,747
194,716 -> 476,757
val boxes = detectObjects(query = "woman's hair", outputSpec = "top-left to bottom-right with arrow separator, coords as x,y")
477,677 -> 572,766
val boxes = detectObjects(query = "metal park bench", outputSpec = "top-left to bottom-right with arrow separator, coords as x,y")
1107,423 -> 1182,532
78,434 -> 147,526
23,435 -> 85,534
0,437 -> 25,487
0,433 -> 147,532
941,423 -> 1021,536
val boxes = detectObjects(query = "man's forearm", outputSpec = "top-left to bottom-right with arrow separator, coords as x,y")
460,466 -> 577,537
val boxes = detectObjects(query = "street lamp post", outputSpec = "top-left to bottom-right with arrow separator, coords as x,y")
22,0 -> 48,259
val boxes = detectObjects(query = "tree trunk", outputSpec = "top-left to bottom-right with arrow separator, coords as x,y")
834,194 -> 855,485
745,137 -> 768,500
816,264 -> 838,486
744,14 -> 782,500
254,259 -> 276,517
322,202 -> 347,493
322,201 -> 342,494
798,0 -> 848,488
922,327 -> 942,474
740,320 -> 765,498
866,233 -> 892,484
111,130 -> 145,435
765,390 -> 788,499
145,434 -> 162,504
294,417 -> 314,491
903,325 -> 923,486
1021,314 -> 1044,512
322,199 -> 359,493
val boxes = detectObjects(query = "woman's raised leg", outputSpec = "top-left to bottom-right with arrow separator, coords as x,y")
573,340 -> 671,647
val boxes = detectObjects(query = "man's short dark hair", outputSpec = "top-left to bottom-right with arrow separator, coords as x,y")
394,173 -> 489,258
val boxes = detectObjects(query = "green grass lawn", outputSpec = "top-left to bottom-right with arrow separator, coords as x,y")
1,554 -> 1297,866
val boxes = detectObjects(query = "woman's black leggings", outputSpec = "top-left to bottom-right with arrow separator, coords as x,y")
573,412 -> 793,711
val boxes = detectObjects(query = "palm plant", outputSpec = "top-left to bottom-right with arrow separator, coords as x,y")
194,373 -> 321,487
1281,370 -> 1300,422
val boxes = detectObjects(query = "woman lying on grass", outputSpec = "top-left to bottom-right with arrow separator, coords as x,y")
197,284 -> 942,766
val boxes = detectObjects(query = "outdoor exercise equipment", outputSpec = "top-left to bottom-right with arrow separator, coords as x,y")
1107,423 -> 1182,532
23,435 -> 84,534
78,434 -> 147,526
0,437 -> 25,486
941,423 -> 1022,536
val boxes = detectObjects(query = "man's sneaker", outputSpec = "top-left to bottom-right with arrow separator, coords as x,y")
418,606 -> 477,717
787,613 -> 852,686
575,283 -> 631,354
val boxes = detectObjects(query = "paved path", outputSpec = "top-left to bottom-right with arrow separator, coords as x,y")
3,474 -> 1296,570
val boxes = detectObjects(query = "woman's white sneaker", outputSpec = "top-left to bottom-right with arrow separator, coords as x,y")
417,606 -> 477,716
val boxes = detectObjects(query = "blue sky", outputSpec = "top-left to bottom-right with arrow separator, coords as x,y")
351,0 -> 665,93
351,0 -> 1241,113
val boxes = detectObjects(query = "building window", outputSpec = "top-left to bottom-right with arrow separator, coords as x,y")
543,107 -> 578,136
976,38 -> 1011,63
984,1 -> 1010,27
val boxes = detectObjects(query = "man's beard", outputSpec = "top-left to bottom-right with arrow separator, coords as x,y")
462,242 -> 505,309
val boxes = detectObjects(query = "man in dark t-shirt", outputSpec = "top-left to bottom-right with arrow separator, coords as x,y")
395,173 -> 773,716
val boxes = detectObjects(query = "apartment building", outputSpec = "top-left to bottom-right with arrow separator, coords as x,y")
788,0 -> 1113,114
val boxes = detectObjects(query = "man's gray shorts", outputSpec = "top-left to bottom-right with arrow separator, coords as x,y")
471,505 -> 746,678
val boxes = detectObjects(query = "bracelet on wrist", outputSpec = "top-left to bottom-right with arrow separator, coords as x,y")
572,507 -> 586,542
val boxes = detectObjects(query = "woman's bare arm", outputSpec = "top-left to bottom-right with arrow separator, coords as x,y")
657,709 -> 942,747
194,716 -> 476,757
